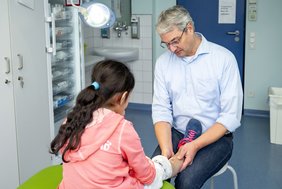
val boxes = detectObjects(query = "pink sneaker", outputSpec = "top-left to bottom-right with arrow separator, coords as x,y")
178,119 -> 202,149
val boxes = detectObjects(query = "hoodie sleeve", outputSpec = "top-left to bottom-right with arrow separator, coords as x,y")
120,121 -> 156,185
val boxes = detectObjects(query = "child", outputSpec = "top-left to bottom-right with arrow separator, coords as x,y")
50,60 -> 182,189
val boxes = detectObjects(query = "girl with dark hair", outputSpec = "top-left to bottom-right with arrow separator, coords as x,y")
50,60 -> 182,189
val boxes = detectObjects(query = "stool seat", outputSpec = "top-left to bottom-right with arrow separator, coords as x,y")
18,165 -> 175,189
17,165 -> 62,189
162,181 -> 175,189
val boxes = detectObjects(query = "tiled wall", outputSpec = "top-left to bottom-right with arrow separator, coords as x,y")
83,15 -> 153,105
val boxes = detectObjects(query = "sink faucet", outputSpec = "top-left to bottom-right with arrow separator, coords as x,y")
114,22 -> 128,37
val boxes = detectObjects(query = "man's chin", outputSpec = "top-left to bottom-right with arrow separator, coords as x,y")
174,50 -> 185,57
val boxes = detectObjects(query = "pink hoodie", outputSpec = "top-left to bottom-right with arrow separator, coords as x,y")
59,108 -> 156,189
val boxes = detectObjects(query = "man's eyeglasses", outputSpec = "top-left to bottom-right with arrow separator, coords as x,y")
160,24 -> 188,49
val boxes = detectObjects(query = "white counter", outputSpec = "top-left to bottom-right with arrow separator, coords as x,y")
85,55 -> 105,67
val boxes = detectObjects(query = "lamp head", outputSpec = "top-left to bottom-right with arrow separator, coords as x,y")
78,2 -> 116,28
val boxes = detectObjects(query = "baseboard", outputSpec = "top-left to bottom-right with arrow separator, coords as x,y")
127,105 -> 270,118
244,109 -> 270,118
128,103 -> 152,111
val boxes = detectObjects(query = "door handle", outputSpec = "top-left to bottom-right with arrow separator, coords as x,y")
226,30 -> 240,36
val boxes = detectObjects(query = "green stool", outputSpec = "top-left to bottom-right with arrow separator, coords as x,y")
162,181 -> 175,189
17,164 -> 175,189
17,165 -> 62,189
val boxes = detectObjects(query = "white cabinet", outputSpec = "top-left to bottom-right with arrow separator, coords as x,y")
0,0 -> 52,188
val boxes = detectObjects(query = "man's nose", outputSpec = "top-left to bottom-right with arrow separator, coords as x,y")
169,45 -> 178,52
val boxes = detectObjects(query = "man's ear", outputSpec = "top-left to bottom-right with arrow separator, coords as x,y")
120,91 -> 128,105
187,22 -> 194,32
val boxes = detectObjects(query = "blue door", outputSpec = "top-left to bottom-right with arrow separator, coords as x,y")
177,0 -> 245,86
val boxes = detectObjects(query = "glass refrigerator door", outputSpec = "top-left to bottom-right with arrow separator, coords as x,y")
49,3 -> 82,135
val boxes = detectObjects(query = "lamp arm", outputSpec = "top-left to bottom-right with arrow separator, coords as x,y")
70,0 -> 88,16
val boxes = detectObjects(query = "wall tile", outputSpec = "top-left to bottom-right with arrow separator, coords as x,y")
84,15 -> 153,105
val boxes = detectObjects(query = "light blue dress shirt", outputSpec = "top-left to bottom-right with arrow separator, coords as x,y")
152,33 -> 243,134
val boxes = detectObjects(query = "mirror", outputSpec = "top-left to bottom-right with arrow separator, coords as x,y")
94,0 -> 131,26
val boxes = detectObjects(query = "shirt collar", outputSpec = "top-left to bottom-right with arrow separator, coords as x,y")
183,32 -> 210,63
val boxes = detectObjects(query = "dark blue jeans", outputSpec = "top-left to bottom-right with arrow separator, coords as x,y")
152,127 -> 233,189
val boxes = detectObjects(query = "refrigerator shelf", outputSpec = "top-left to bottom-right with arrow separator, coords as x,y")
56,40 -> 73,50
55,27 -> 73,37
54,10 -> 72,21
52,80 -> 73,95
52,50 -> 73,62
52,67 -> 73,81
52,61 -> 74,68
54,105 -> 73,123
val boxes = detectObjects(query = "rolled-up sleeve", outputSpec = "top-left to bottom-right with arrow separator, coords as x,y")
152,55 -> 173,125
216,53 -> 243,132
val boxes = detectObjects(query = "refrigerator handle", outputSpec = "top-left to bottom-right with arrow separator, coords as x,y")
46,13 -> 57,55
51,13 -> 57,56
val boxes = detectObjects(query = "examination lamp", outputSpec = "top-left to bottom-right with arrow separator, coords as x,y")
70,0 -> 116,28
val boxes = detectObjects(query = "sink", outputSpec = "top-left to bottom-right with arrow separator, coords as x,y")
93,47 -> 139,62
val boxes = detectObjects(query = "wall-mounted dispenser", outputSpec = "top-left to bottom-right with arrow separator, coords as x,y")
101,27 -> 110,38
131,16 -> 140,39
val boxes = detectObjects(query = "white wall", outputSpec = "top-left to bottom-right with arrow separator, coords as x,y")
244,0 -> 282,112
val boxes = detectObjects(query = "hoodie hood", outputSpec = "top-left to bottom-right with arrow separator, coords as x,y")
63,108 -> 124,162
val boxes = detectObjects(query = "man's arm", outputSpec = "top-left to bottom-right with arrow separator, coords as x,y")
177,122 -> 227,170
154,121 -> 174,159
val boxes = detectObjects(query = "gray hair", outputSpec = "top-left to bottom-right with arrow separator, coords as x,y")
156,5 -> 194,35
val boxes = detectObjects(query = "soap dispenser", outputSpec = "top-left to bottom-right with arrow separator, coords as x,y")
101,28 -> 110,38
131,16 -> 140,39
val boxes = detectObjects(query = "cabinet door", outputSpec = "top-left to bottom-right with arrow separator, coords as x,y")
0,0 -> 20,188
9,0 -> 53,183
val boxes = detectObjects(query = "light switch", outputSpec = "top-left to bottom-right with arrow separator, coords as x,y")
249,32 -> 256,49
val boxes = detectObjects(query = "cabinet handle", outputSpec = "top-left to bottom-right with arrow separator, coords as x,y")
4,57 -> 10,74
17,54 -> 23,70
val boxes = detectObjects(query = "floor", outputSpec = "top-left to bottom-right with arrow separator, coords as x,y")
125,108 -> 282,189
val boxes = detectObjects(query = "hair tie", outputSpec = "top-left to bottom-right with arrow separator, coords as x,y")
91,81 -> 100,90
